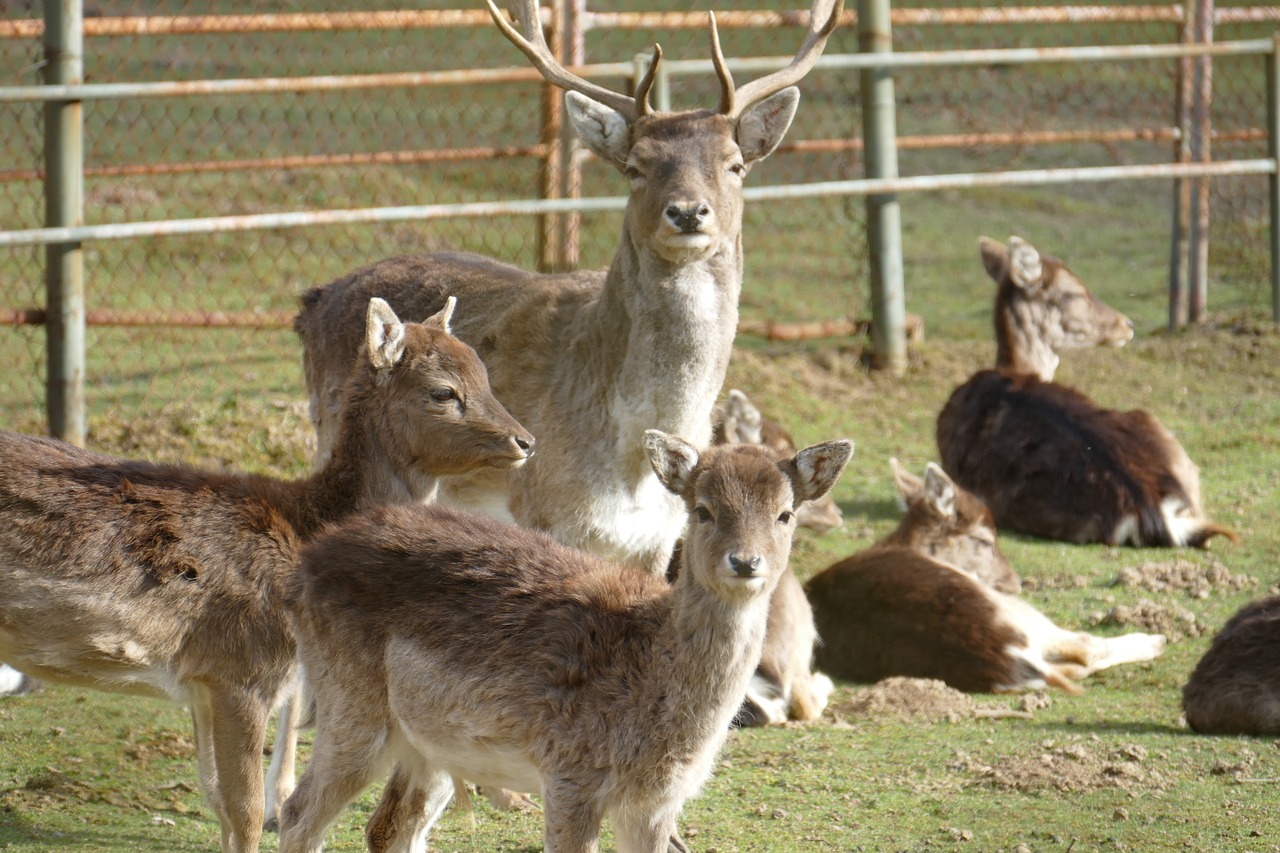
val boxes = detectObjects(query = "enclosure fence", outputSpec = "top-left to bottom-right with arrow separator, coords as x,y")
0,1 -> 1277,444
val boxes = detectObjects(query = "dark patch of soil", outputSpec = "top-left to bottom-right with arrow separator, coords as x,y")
1112,558 -> 1257,599
1095,597 -> 1207,642
954,739 -> 1173,794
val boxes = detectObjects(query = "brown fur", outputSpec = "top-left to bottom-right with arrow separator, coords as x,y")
293,3 -> 842,578
805,461 -> 1165,694
277,436 -> 852,853
936,235 -> 1235,548
1182,595 -> 1280,735
0,300 -> 532,852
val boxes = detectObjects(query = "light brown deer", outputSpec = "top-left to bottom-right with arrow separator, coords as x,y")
293,0 -> 843,577
277,432 -> 852,853
936,235 -> 1236,548
0,298 -> 532,852
806,461 -> 1166,694
1182,595 -> 1280,735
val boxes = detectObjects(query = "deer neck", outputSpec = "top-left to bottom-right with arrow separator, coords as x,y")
594,234 -> 742,458
994,295 -> 1059,382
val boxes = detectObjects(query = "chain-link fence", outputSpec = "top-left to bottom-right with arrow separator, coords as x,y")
1,1 -> 1276,439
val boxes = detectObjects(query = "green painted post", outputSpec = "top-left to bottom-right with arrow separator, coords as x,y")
43,0 -> 85,444
858,0 -> 906,374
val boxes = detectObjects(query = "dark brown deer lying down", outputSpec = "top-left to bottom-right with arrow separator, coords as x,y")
806,461 -> 1166,694
936,235 -> 1236,548
0,298 -> 532,853
278,433 -> 852,853
293,0 -> 844,579
1182,596 -> 1280,735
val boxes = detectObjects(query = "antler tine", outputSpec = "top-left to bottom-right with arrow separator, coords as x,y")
632,44 -> 662,117
708,12 -> 735,116
724,0 -> 845,119
485,0 -> 641,120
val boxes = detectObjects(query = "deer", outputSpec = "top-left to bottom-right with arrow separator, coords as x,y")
0,663 -> 37,696
292,0 -> 844,578
936,235 -> 1236,548
806,460 -> 1166,694
0,297 -> 533,852
276,432 -> 852,853
1181,595 -> 1280,735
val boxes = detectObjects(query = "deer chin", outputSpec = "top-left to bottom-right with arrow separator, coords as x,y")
653,232 -> 718,265
489,453 -> 532,470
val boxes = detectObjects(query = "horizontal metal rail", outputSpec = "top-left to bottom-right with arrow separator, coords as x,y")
0,159 -> 1271,249
0,308 -> 295,328
1,39 -> 1271,105
1,6 -> 1277,39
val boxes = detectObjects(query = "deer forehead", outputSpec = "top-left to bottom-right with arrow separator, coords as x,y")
401,333 -> 487,387
692,448 -> 794,517
629,112 -> 742,172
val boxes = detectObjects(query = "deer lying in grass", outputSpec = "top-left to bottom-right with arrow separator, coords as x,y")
293,0 -> 844,577
1182,595 -> 1280,735
936,235 -> 1236,548
0,663 -> 37,696
277,432 -> 852,853
0,298 -> 532,852
806,461 -> 1166,693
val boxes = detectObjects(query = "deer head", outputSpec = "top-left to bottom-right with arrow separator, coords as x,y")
980,235 -> 1135,381
487,0 -> 843,266
886,458 -> 1021,594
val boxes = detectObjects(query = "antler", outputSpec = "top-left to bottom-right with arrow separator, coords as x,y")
485,0 -> 660,121
714,0 -> 845,120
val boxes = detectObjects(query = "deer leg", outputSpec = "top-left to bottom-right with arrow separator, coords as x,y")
613,806 -> 681,853
208,689 -> 269,853
541,784 -> 603,853
263,677 -> 305,831
366,755 -> 453,853
190,698 -> 229,847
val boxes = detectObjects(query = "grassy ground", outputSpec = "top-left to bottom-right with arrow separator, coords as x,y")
1,324 -> 1278,852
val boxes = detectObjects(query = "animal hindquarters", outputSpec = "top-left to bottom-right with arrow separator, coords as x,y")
1182,596 -> 1280,735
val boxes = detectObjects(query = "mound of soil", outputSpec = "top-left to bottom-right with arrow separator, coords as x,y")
1112,558 -> 1256,599
954,740 -> 1173,794
833,677 -> 1040,723
1095,597 -> 1206,641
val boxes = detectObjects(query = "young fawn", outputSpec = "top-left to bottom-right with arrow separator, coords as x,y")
807,461 -> 1165,694
278,432 -> 852,853
0,298 -> 532,852
936,235 -> 1235,548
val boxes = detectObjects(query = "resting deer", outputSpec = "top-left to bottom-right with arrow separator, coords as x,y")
1182,595 -> 1280,735
806,461 -> 1166,694
0,298 -> 532,852
293,0 -> 844,577
0,663 -> 37,696
936,235 -> 1236,548
277,432 -> 852,853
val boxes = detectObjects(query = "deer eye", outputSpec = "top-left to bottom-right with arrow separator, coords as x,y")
430,388 -> 457,403
623,164 -> 645,183
777,510 -> 794,525
728,162 -> 746,177
694,506 -> 713,523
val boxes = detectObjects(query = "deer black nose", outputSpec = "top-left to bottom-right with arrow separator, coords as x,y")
728,555 -> 761,577
666,203 -> 710,233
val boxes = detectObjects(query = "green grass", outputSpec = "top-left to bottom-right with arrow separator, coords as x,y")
2,328 -> 1279,852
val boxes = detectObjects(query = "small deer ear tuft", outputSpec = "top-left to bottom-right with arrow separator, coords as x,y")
644,430 -> 701,497
425,295 -> 457,334
366,298 -> 406,371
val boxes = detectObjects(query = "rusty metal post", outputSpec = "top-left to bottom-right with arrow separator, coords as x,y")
43,0 -> 85,444
1268,34 -> 1279,323
1188,0 -> 1213,323
1168,0 -> 1194,329
858,0 -> 906,374
536,0 -> 566,272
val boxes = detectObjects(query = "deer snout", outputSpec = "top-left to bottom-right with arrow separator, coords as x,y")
727,554 -> 762,578
665,201 -> 712,234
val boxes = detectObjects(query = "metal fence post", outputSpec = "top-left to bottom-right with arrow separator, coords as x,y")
1268,33 -> 1279,323
1188,0 -> 1214,323
1168,0 -> 1194,329
858,0 -> 906,373
43,0 -> 85,445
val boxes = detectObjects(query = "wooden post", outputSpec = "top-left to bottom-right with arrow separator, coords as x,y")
43,0 -> 85,444
536,0 -> 566,272
1168,0 -> 1195,329
1188,0 -> 1213,323
858,0 -> 906,374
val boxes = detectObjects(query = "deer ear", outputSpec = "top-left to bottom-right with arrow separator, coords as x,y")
978,236 -> 1009,284
566,91 -> 633,166
366,297 -> 406,370
923,462 -> 957,520
644,430 -> 701,497
1006,236 -> 1043,289
423,295 -> 456,333
890,457 -> 924,512
721,389 -> 764,445
789,439 -> 853,506
737,87 -> 800,164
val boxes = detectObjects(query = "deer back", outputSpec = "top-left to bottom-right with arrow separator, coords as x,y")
1182,595 -> 1280,735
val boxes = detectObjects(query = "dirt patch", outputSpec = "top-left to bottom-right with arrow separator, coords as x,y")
1021,574 -> 1091,592
124,730 -> 196,762
832,677 -> 1042,723
1094,597 -> 1207,642
1112,558 -> 1257,599
954,739 -> 1173,794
